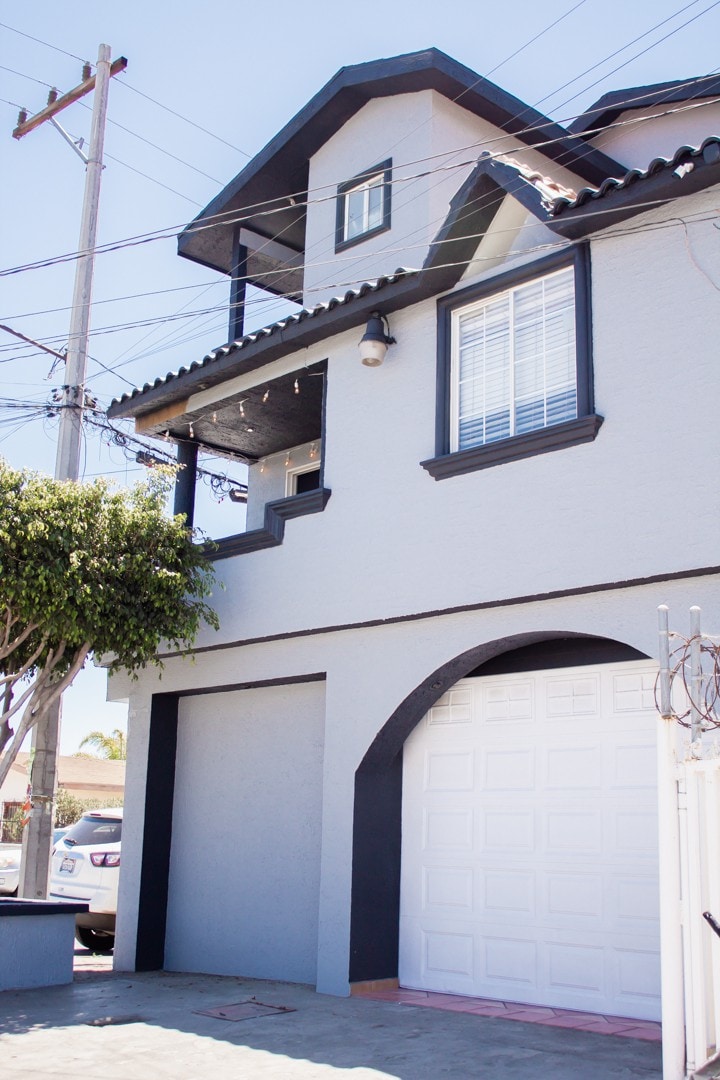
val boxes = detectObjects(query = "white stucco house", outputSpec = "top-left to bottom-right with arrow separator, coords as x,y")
107,49 -> 720,1022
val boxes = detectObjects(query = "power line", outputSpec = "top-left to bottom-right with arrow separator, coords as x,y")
0,21 -> 88,65
116,79 -> 252,159
103,150 -> 203,206
0,63 -> 54,89
77,98 -> 224,185
484,0 -> 589,78
549,0 -> 720,116
305,2 -> 720,295
2,82 -> 717,287
537,0 -> 715,111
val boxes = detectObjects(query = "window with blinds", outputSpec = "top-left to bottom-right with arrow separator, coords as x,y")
451,267 -> 577,452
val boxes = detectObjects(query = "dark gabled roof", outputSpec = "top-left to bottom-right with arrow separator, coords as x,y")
110,153 -> 563,421
549,136 -> 720,239
569,74 -> 720,137
177,48 -> 622,279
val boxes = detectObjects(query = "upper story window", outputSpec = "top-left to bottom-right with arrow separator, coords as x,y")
335,159 -> 391,252
421,246 -> 603,480
452,265 -> 576,451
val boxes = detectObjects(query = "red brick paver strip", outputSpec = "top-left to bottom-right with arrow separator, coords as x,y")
356,987 -> 662,1041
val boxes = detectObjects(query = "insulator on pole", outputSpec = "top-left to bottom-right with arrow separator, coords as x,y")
17,108 -> 28,127
47,88 -> 58,105
82,63 -> 92,81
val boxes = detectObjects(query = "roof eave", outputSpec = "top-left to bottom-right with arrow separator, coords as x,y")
110,156 -> 560,423
549,141 -> 720,239
177,48 -> 623,274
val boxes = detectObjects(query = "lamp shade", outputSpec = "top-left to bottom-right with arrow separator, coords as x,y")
359,312 -> 395,366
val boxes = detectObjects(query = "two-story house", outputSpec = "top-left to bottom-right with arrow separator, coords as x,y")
107,49 -> 720,1022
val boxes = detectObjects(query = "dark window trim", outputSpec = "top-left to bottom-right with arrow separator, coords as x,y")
335,158 -> 392,253
426,244 -> 597,480
421,413 -> 603,479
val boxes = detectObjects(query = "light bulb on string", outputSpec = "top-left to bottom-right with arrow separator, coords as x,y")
188,424 -> 194,439
294,379 -> 300,395
262,389 -> 270,404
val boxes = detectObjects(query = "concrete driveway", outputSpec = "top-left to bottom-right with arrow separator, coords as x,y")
0,963 -> 663,1080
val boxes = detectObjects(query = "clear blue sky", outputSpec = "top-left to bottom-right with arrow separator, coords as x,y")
2,0 -> 719,752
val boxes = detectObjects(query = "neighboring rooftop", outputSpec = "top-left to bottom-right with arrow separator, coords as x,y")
569,73 -> 720,136
10,753 -> 125,794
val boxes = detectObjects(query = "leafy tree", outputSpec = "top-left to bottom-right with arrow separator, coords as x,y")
78,727 -> 126,760
0,460 -> 218,788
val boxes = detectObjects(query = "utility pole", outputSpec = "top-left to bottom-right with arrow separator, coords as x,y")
13,44 -> 127,899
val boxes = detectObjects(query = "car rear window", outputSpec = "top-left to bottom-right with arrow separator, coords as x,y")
64,816 -> 122,846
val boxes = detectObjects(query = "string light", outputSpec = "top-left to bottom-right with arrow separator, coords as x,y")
285,452 -> 291,466
309,441 -> 318,460
294,378 -> 300,394
188,423 -> 194,438
262,389 -> 270,404
211,411 -> 217,423
239,400 -> 245,417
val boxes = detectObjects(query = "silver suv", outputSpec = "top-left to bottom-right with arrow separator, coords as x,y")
49,807 -> 122,953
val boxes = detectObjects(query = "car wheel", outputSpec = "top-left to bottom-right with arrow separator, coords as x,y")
75,926 -> 115,953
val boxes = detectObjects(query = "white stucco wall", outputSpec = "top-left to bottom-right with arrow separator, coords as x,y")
168,183 -> 720,649
110,111 -> 720,995
588,101 -> 720,170
161,680 -> 325,982
245,439 -> 321,530
111,572 -> 720,993
303,89 -> 589,308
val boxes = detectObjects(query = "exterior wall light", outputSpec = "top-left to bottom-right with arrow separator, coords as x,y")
359,311 -> 396,366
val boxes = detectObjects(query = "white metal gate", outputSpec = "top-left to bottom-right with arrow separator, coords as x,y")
658,605 -> 720,1080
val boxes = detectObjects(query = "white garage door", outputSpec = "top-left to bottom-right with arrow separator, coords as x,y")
399,660 -> 660,1021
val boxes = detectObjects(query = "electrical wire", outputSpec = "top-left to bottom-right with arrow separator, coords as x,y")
5,13 -> 720,401
115,79 -> 252,159
2,80 -> 718,290
548,0 -> 720,118
0,21 -> 88,65
103,150 -> 203,207
76,99 -> 224,185
538,0 -> 717,112
300,3 -> 720,296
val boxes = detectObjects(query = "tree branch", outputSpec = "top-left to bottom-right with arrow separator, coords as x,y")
0,641 -> 90,789
0,634 -> 49,687
0,615 -> 40,664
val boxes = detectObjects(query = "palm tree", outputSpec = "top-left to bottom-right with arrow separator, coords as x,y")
78,728 -> 126,760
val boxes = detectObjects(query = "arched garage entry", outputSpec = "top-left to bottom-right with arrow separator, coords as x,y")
350,633 -> 656,1015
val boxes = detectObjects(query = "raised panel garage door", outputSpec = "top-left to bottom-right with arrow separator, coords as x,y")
399,660 -> 660,1021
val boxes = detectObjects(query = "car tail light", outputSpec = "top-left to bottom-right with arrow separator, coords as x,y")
90,852 -> 121,867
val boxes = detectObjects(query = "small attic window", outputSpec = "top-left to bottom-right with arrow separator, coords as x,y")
335,159 -> 391,252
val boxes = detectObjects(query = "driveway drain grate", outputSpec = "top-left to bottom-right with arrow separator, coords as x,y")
194,999 -> 296,1022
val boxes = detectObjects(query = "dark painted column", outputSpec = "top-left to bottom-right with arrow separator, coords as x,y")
135,692 -> 179,971
229,224 -> 247,341
173,440 -> 198,527
349,754 -> 403,983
